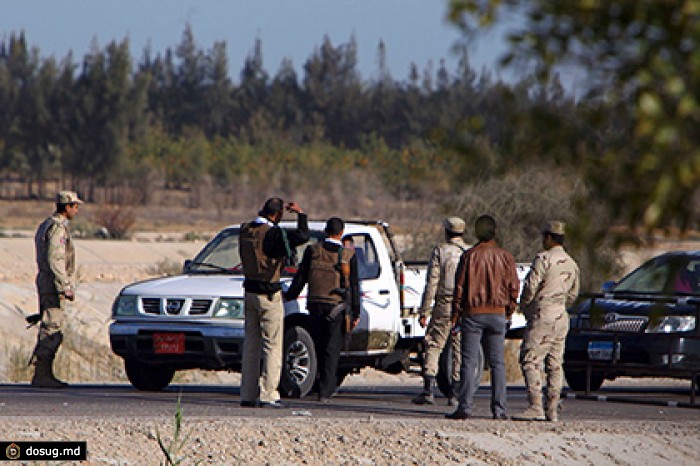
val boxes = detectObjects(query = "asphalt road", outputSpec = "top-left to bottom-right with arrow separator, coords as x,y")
1,383 -> 698,422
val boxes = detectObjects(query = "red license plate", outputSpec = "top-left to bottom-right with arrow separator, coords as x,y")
153,333 -> 185,354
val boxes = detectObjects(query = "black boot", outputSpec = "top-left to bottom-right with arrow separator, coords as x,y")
30,332 -> 67,388
412,376 -> 435,405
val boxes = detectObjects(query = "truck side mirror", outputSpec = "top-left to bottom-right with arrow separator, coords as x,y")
600,281 -> 616,292
183,259 -> 192,273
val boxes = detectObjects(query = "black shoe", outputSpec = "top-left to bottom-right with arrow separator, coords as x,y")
412,393 -> 435,405
445,410 -> 469,420
493,413 -> 509,420
259,400 -> 285,409
240,400 -> 258,408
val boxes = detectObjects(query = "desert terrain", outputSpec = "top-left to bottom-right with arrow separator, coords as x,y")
1,202 -> 699,465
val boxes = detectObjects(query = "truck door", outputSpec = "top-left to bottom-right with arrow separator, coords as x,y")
345,233 -> 399,353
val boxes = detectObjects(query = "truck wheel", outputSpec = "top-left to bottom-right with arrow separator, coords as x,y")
436,337 -> 484,398
124,360 -> 175,391
279,326 -> 317,398
564,367 -> 604,392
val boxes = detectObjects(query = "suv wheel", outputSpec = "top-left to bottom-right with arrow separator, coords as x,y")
125,360 -> 175,391
564,367 -> 604,392
279,326 -> 317,398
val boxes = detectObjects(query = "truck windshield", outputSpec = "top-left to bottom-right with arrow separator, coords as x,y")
613,255 -> 700,295
188,227 -> 321,275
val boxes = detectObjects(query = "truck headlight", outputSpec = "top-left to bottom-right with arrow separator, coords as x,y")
113,295 -> 138,316
645,316 -> 696,333
213,298 -> 244,319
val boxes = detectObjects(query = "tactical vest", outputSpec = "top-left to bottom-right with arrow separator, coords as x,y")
239,222 -> 283,283
307,243 -> 354,304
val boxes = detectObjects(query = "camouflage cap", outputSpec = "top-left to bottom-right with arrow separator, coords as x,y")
543,220 -> 566,235
443,216 -> 466,234
56,191 -> 84,204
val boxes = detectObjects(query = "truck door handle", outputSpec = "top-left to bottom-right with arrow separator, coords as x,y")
379,289 -> 390,295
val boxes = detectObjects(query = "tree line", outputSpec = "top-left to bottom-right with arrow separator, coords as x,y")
0,25 -> 587,205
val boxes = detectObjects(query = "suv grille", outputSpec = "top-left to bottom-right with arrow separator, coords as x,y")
601,318 -> 647,332
142,298 -> 161,314
165,298 -> 186,315
190,299 -> 212,315
138,297 -> 214,316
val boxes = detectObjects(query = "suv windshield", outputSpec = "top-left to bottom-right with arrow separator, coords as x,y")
614,255 -> 700,294
187,228 -> 322,275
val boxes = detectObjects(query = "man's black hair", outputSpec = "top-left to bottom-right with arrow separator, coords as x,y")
259,197 -> 284,217
56,203 -> 70,214
325,217 -> 345,237
545,232 -> 565,245
475,215 -> 496,242
446,230 -> 462,239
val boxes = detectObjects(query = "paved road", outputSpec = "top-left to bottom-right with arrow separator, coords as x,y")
1,383 -> 698,421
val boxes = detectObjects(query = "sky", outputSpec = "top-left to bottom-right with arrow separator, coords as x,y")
1,0 -> 510,83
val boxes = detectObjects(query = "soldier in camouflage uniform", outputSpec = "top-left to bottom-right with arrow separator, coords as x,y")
513,221 -> 580,421
412,217 -> 469,406
30,191 -> 83,388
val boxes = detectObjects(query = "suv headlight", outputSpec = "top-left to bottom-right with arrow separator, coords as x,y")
645,316 -> 696,333
113,295 -> 138,316
213,298 -> 244,319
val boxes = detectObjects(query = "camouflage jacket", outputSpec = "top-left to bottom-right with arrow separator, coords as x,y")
35,213 -> 75,295
520,245 -> 580,319
419,237 -> 470,317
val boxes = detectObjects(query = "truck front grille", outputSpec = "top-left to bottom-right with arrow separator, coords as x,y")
190,299 -> 212,315
139,297 -> 214,316
165,299 -> 186,315
142,298 -> 161,314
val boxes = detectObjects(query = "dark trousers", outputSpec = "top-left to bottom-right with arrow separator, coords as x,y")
457,313 -> 507,417
308,302 -> 345,399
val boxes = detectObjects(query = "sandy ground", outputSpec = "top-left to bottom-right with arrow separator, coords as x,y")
1,237 -> 700,465
0,417 -> 698,465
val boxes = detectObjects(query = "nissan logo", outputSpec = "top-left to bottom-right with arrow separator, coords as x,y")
167,301 -> 182,313
604,312 -> 618,323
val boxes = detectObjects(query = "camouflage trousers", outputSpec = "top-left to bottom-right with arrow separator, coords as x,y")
31,293 -> 66,364
519,312 -> 569,401
422,298 -> 461,380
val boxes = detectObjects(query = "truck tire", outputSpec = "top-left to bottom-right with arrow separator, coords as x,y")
564,367 -> 604,392
279,326 -> 317,398
436,337 -> 484,398
124,360 -> 175,391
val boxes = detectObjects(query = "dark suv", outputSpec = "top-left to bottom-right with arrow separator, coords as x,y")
564,251 -> 700,392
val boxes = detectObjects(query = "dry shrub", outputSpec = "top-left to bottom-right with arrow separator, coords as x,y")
4,342 -> 33,382
147,259 -> 184,277
399,166 -> 622,292
452,166 -> 581,261
94,203 -> 136,239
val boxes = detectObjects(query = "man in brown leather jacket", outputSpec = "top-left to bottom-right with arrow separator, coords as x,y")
446,215 -> 519,420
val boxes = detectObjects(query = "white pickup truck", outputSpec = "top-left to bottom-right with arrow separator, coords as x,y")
109,220 -> 529,397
